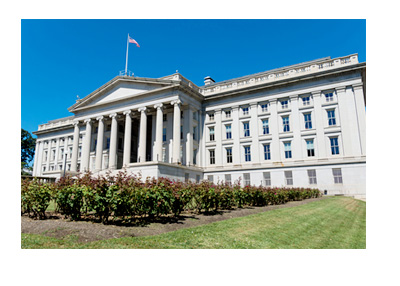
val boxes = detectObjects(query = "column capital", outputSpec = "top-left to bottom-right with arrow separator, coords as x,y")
138,106 -> 147,113
171,99 -> 182,106
84,118 -> 92,124
154,103 -> 163,110
353,83 -> 363,90
96,115 -> 104,121
123,110 -> 132,116
335,86 -> 347,93
109,113 -> 118,119
72,120 -> 80,126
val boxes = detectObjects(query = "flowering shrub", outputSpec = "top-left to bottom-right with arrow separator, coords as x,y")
21,171 -> 322,223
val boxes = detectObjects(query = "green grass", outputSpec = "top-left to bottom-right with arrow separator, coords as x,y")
21,196 -> 366,249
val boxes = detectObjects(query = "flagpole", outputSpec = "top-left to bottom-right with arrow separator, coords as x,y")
125,34 -> 129,76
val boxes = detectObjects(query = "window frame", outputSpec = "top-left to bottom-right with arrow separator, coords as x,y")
226,147 -> 233,164
209,149 -> 215,165
262,119 -> 269,135
327,109 -> 336,126
304,113 -> 312,129
284,142 -> 292,159
330,137 -> 340,155
282,116 -> 290,132
209,127 -> 215,141
284,171 -> 293,185
263,172 -> 271,186
244,146 -> 251,162
263,144 -> 271,160
306,139 -> 315,157
332,168 -> 343,184
243,121 -> 250,137
307,169 -> 317,185
225,124 -> 232,139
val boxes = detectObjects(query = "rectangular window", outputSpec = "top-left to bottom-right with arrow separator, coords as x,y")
332,168 -> 343,184
226,124 -> 232,139
193,149 -> 197,165
242,107 -> 249,116
306,139 -> 315,157
285,171 -> 293,185
196,175 -> 200,183
225,110 -> 231,118
262,119 -> 269,135
67,164 -> 71,171
226,147 -> 233,163
193,126 -> 196,140
225,174 -> 232,185
243,122 -> 250,137
327,109 -> 336,126
281,100 -> 289,109
52,149 -> 56,160
163,114 -> 167,122
208,175 -> 214,183
163,128 -> 167,142
308,169 -> 317,185
209,149 -> 215,165
209,113 -> 214,121
304,113 -> 312,129
284,142 -> 292,159
180,126 -> 183,140
69,147 -> 73,159
185,173 -> 189,182
59,164 -> 63,171
106,138 -> 110,149
302,96 -> 311,106
244,146 -> 251,162
209,127 -> 215,141
43,166 -> 46,172
283,116 -> 290,132
162,147 -> 166,162
44,151 -> 48,161
263,172 -> 271,186
330,137 -> 340,155
78,146 -> 82,158
243,173 -> 251,186
325,92 -> 334,102
261,103 -> 268,112
60,148 -> 64,160
263,144 -> 271,160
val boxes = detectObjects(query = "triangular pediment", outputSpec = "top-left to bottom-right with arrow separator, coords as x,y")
68,76 -> 177,112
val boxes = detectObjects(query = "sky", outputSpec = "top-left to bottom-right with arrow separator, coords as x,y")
21,19 -> 366,136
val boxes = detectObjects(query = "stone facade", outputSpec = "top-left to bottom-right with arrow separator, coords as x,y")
32,54 -> 366,198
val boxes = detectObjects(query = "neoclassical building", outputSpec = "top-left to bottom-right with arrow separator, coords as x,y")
32,54 -> 366,197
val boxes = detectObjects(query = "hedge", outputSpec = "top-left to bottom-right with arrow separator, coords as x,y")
21,171 -> 322,223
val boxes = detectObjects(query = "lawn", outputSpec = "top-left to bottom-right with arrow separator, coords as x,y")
21,196 -> 366,249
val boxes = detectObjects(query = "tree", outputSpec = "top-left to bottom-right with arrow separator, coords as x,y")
21,128 -> 36,171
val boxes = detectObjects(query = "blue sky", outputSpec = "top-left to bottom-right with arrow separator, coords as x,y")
21,19 -> 366,135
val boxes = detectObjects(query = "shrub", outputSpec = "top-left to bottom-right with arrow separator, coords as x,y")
21,179 -> 53,219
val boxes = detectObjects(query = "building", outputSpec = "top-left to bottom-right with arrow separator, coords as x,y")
32,54 -> 366,198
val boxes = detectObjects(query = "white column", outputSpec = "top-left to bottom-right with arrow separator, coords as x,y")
269,99 -> 280,162
54,138 -> 60,170
32,141 -> 40,176
289,95 -> 302,160
171,99 -> 181,163
186,107 -> 194,166
123,110 -> 132,167
45,140 -> 51,172
336,86 -> 352,156
109,113 -> 118,169
249,103 -> 260,163
38,141 -> 44,175
138,107 -> 147,162
215,109 -> 222,166
95,116 -> 105,171
71,120 -> 80,172
63,136 -> 68,171
312,91 -> 327,158
81,118 -> 92,172
353,83 -> 366,156
154,103 -> 164,162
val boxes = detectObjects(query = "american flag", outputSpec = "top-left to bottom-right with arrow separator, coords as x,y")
128,35 -> 140,47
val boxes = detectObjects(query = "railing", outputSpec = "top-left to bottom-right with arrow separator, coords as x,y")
200,54 -> 359,96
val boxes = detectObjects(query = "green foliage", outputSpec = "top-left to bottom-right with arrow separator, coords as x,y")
21,171 -> 322,224
21,129 -> 36,166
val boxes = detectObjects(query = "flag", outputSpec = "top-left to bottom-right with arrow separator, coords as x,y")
128,35 -> 140,47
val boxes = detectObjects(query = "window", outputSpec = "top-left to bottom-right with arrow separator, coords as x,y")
243,173 -> 251,186
185,173 -> 189,182
263,172 -> 271,186
261,103 -> 268,112
285,171 -> 293,185
244,146 -> 251,162
308,169 -> 317,185
302,96 -> 311,106
283,116 -> 290,132
50,165 -> 54,171
69,147 -> 73,158
44,151 -> 48,161
306,139 -> 315,157
262,119 -> 269,135
209,113 -> 214,121
209,127 -> 215,141
180,126 -> 183,140
162,147 -> 166,162
193,149 -> 197,165
226,124 -> 232,139
225,174 -> 232,185
43,166 -> 46,172
78,146 -> 82,158
225,110 -> 231,118
163,114 -> 167,122
196,175 -> 200,183
263,144 -> 271,160
67,164 -> 71,171
281,100 -> 289,109
330,137 -> 340,155
208,175 -> 214,183
284,142 -> 292,159
209,149 -> 215,165
193,126 -> 197,140
304,113 -> 312,129
242,106 -> 249,116
325,92 -> 334,102
106,138 -> 110,149
226,147 -> 233,163
92,139 -> 97,152
163,128 -> 167,142
243,122 -> 250,137
59,164 -> 63,171
332,168 -> 343,184
52,149 -> 56,160
327,110 -> 336,126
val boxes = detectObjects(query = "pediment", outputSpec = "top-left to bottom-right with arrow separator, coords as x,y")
68,76 -> 176,112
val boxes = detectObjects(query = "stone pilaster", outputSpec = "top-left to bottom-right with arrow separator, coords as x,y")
154,103 -> 164,162
81,118 -> 92,172
123,110 -> 132,167
109,113 -> 118,169
71,120 -> 80,172
95,116 -> 104,171
171,99 -> 181,163
138,107 -> 147,162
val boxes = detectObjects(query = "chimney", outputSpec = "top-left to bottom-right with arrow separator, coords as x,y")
204,76 -> 215,86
